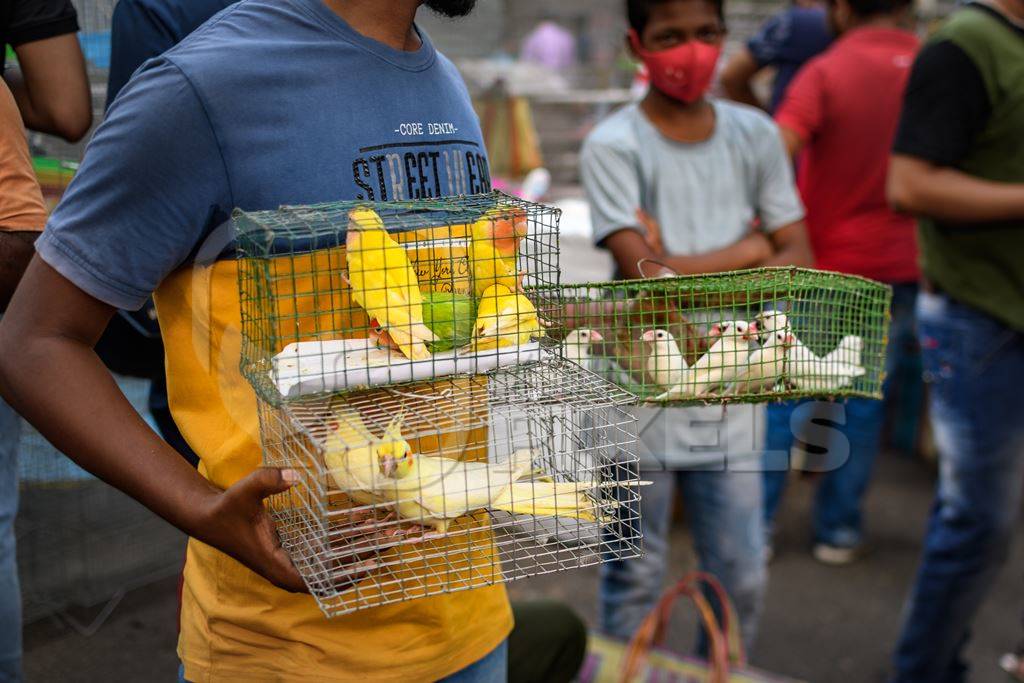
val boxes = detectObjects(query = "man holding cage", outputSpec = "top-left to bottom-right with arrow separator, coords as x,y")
0,1 -> 530,681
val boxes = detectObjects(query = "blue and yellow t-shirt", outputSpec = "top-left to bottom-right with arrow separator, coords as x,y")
36,1 -> 511,680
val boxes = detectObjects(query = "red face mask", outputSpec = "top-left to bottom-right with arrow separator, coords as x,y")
629,30 -> 722,104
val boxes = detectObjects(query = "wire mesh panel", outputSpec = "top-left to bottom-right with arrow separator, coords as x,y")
257,358 -> 642,617
538,267 -> 892,405
236,191 -> 561,403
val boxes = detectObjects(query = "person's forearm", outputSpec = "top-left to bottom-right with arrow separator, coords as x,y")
2,69 -> 44,131
0,231 -> 37,310
660,237 -> 767,275
888,155 -> 1024,223
0,274 -> 218,536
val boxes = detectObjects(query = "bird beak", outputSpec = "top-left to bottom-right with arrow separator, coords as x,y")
708,324 -> 722,339
784,334 -> 795,348
379,455 -> 397,478
640,330 -> 656,343
589,330 -> 604,343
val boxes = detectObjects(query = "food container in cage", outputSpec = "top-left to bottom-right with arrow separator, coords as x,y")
537,268 -> 892,406
234,192 -> 564,403
258,360 -> 643,617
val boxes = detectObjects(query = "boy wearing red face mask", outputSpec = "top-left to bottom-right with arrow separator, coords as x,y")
581,0 -> 812,651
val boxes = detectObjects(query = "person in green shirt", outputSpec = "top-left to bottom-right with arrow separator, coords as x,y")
887,0 -> 1024,680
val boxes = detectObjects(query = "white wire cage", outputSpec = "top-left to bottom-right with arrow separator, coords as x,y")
257,358 -> 643,617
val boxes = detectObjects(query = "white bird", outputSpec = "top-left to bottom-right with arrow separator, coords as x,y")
640,329 -> 688,389
787,336 -> 866,391
731,324 -> 794,394
561,328 -> 604,369
658,320 -> 754,398
755,310 -> 790,340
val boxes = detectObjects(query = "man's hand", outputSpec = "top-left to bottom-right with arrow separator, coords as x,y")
197,468 -> 308,592
635,208 -> 665,255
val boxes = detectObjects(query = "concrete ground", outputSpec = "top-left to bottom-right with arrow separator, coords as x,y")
22,453 -> 1024,682
20,236 -> 1024,682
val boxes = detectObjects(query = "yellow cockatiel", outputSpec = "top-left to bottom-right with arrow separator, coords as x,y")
468,209 -> 528,297
323,408 -> 603,533
468,283 -> 540,352
346,207 -> 436,360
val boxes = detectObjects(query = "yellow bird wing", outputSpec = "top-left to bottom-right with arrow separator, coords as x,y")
470,286 -> 539,351
469,233 -> 518,298
347,225 -> 436,360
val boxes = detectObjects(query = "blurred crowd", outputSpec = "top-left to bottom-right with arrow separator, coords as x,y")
1,0 -> 1022,682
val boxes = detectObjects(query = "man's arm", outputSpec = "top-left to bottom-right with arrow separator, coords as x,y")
887,155 -> 1024,222
0,231 -> 37,311
720,48 -> 766,110
6,33 -> 92,141
603,219 -> 811,279
0,258 -> 306,591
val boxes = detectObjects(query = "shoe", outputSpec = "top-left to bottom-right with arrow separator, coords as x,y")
1000,652 -> 1024,681
812,542 -> 863,566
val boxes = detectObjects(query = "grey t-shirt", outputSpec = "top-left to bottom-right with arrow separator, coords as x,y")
580,99 -> 803,465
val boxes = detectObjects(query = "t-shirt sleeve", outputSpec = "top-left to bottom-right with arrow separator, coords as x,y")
746,10 -> 793,67
5,0 -> 79,46
754,122 -> 805,232
580,138 -> 642,247
892,39 -> 992,167
774,60 -> 825,144
36,59 -> 232,310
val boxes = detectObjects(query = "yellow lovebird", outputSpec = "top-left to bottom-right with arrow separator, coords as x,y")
468,209 -> 528,297
468,283 -> 540,352
325,411 -> 605,533
346,207 -> 436,360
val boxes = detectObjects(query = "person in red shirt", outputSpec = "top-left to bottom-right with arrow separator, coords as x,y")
761,0 -> 920,565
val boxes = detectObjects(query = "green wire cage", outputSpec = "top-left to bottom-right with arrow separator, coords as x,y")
536,268 -> 892,405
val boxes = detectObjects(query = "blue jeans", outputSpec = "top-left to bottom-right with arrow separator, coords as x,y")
762,283 -> 918,547
892,292 -> 1024,683
0,398 -> 22,683
177,639 -> 507,682
600,466 -> 766,651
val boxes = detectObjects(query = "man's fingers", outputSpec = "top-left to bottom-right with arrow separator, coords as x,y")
235,467 -> 299,502
270,547 -> 309,593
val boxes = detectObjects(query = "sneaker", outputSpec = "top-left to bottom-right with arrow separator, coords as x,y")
812,542 -> 863,566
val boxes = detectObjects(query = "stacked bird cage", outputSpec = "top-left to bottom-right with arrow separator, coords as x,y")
236,192 -> 644,616
540,268 -> 892,405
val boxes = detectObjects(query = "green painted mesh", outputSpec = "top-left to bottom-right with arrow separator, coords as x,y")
532,268 -> 892,405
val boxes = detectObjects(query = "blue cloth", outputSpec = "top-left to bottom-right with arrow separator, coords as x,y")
0,398 -> 23,683
600,466 -> 766,653
178,640 -> 508,683
892,291 -> 1024,683
746,6 -> 833,113
37,0 -> 491,311
762,283 -> 918,547
106,0 -> 236,109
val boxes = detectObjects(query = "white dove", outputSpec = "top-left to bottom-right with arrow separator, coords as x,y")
787,335 -> 866,391
561,328 -> 604,369
640,329 -> 689,389
731,324 -> 794,394
658,320 -> 754,398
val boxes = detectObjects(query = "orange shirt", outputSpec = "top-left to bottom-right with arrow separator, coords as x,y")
0,83 -> 46,233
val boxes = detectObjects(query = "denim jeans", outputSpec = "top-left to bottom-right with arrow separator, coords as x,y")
892,292 -> 1024,683
762,283 -> 919,547
178,639 -> 508,683
600,465 -> 766,651
0,398 -> 22,683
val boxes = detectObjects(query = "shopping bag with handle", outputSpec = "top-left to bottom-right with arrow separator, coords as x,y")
580,571 -> 804,683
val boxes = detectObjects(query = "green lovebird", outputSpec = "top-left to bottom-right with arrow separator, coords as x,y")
422,291 -> 477,353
